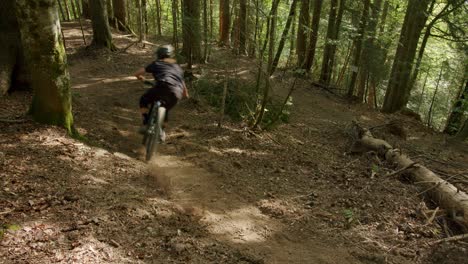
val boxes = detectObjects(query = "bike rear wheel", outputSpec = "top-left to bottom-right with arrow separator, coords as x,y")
145,103 -> 166,161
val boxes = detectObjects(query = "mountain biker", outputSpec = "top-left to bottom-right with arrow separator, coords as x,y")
133,45 -> 189,140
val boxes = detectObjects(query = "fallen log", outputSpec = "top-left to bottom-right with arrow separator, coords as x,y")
349,121 -> 468,230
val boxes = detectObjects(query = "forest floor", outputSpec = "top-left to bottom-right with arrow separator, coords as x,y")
1,21 -> 468,264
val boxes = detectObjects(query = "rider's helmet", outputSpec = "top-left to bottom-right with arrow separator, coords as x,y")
156,45 -> 175,60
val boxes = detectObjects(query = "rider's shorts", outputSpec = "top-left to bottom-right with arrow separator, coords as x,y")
139,82 -> 178,121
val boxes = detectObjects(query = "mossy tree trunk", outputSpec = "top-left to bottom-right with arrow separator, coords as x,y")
90,0 -> 116,50
15,0 -> 74,133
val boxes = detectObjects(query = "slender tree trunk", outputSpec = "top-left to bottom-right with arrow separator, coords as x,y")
416,72 -> 429,112
427,66 -> 443,127
254,0 -> 280,128
15,0 -> 74,133
58,0 -> 67,21
90,0 -> 116,50
382,0 -> 431,113
408,1 -> 462,93
296,0 -> 310,68
319,0 -> 338,83
137,0 -> 144,42
156,0 -> 162,35
289,6 -> 297,60
250,0 -> 260,57
270,0 -> 298,75
444,80 -> 468,135
63,0 -> 72,21
378,0 -> 389,36
172,0 -> 179,49
70,0 -> 79,19
203,0 -> 209,61
336,41 -> 353,86
304,0 -> 323,72
326,0 -> 346,83
142,0 -> 148,35
358,0 -> 382,103
219,0 -> 230,46
347,0 -> 370,97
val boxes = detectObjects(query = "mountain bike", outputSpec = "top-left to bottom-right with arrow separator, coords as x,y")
142,80 -> 166,161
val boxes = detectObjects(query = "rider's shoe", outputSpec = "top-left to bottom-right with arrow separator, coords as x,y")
138,126 -> 147,135
159,130 -> 166,142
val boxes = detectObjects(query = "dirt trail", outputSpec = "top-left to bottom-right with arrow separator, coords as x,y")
2,22 -> 467,264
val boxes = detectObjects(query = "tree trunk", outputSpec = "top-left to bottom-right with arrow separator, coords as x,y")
319,0 -> 345,85
270,0 -> 298,75
347,0 -> 370,98
327,0 -> 345,83
0,0 -> 30,95
296,0 -> 310,68
112,0 -> 127,31
219,0 -> 230,46
182,0 -> 202,63
82,0 -> 91,19
408,1 -> 462,93
90,0 -> 116,50
15,0 -> 74,133
444,80 -> 468,135
382,0 -> 431,113
137,0 -> 144,42
238,0 -> 247,54
304,0 -> 323,72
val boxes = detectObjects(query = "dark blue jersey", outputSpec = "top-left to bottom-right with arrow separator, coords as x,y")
145,60 -> 184,98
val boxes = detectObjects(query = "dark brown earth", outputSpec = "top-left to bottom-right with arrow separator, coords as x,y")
1,21 -> 467,264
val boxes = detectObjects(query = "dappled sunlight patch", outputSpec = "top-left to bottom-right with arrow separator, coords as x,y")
256,198 -> 305,219
202,206 -> 278,244
151,155 -> 193,168
73,76 -> 135,89
207,145 -> 269,157
80,174 -> 110,185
